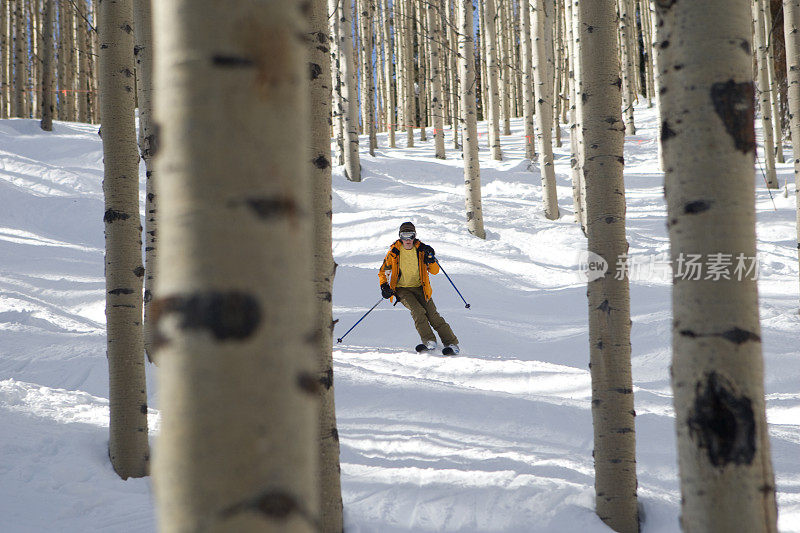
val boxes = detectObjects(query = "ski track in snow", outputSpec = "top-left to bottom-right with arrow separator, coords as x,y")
0,107 -> 799,531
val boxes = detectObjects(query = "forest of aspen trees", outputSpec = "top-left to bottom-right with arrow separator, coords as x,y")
1,0 -> 798,531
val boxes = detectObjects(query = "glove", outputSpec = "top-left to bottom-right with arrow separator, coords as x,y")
380,283 -> 394,299
420,244 -> 436,264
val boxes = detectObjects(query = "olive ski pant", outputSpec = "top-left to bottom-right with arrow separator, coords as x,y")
395,286 -> 458,346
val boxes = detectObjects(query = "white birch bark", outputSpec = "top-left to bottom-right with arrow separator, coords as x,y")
656,0 -> 779,530
580,0 -> 638,530
753,0 -> 779,188
458,0 -> 485,239
533,0 -> 559,220
785,0 -> 800,304
98,0 -> 149,480
152,1 -> 320,530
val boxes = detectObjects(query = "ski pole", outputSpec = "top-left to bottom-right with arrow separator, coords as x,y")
337,297 -> 384,343
434,258 -> 471,309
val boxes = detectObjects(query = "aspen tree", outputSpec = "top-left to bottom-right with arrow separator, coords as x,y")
533,0 -> 559,220
76,0 -> 90,123
380,0 -> 395,147
458,0 -> 485,239
133,0 -> 156,361
89,0 -> 99,123
29,0 -> 39,119
520,0 -> 536,161
0,2 -> 7,118
328,0 -> 346,165
448,0 -> 460,148
403,0 -> 415,146
339,0 -> 362,181
394,0 -> 406,141
511,1 -> 522,117
65,0 -> 76,120
426,0 -> 446,159
152,1 -> 320,530
565,0 -> 585,231
580,0 -> 638,530
784,0 -> 800,303
499,0 -> 512,135
416,1 -> 427,142
57,0 -> 66,120
41,0 -> 54,131
484,0 -> 502,160
639,0 -> 655,106
657,0 -> 779,530
359,0 -> 377,155
762,1 -> 785,163
98,0 -> 149,480
753,0 -> 779,188
13,0 -> 25,117
616,0 -> 636,135
309,0 -> 344,529
553,0 -> 564,148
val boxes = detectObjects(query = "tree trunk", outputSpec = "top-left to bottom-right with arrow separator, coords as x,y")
565,0 -> 585,231
448,0 -> 460,148
152,1 -> 320,531
657,0 -> 779,530
426,0 -> 446,159
76,0 -> 90,123
328,0 -> 346,165
133,0 -> 157,362
785,0 -> 800,307
309,0 -> 344,529
484,0 -> 502,160
762,0 -> 785,163
40,0 -> 54,131
617,0 -> 636,134
458,0 -> 485,239
533,0 -> 559,220
499,0 -> 512,135
579,0 -> 639,530
13,0 -> 25,117
98,0 -> 149,480
521,0 -> 536,161
339,0 -> 362,181
753,0 -> 780,188
0,1 -> 8,118
359,0 -> 377,155
380,0 -> 395,147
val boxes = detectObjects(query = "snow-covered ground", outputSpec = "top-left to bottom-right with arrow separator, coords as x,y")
0,106 -> 798,532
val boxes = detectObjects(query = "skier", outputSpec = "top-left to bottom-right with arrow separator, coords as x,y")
378,222 -> 460,355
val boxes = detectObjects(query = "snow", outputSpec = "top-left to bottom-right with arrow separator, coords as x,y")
0,105 -> 799,532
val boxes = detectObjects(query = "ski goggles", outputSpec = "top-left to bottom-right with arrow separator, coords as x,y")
399,231 -> 416,240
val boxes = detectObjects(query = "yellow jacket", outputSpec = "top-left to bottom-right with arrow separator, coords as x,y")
378,240 -> 439,302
